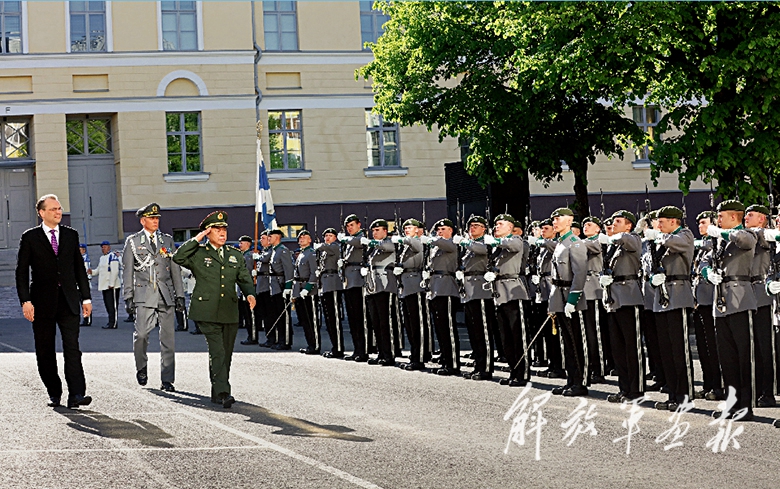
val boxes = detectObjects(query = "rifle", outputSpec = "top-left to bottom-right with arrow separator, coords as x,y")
681,193 -> 688,228
644,185 -> 669,308
710,183 -> 727,314
600,188 -> 605,221
338,204 -> 346,284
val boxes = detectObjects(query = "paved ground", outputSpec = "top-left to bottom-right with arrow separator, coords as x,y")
1,290 -> 779,488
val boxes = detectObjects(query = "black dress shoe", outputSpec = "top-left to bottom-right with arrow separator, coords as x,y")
562,385 -> 588,397
299,348 -> 309,354
222,395 -> 235,409
367,358 -> 380,365
102,324 -> 117,329
706,388 -> 726,401
462,372 -> 472,379
551,385 -> 571,395
136,367 -> 148,386
654,401 -> 672,411
241,339 -> 258,345
694,389 -> 707,400
352,355 -> 368,363
305,349 -> 321,355
607,392 -> 626,403
323,351 -> 344,359
646,382 -> 663,392
48,396 -> 61,407
259,341 -> 274,348
508,378 -> 526,387
532,359 -> 548,368
160,382 -> 175,392
590,375 -> 606,385
757,395 -> 777,408
667,402 -> 680,412
67,394 -> 92,409
273,344 -> 291,350
377,358 -> 394,366
546,369 -> 566,379
436,368 -> 459,376
404,362 -> 425,371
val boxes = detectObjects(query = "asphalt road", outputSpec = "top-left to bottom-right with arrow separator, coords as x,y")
0,317 -> 779,489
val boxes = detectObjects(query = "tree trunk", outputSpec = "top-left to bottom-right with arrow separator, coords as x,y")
568,158 -> 590,220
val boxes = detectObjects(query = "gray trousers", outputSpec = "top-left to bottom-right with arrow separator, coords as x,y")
133,293 -> 176,383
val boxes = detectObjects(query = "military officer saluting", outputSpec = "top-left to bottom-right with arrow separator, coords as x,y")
316,228 -> 345,358
173,211 -> 255,408
122,203 -> 185,392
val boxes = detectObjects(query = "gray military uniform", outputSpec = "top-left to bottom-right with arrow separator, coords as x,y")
492,236 -> 530,305
317,242 -> 343,294
536,239 -> 556,303
652,228 -> 695,313
549,232 -> 587,313
255,248 -> 271,294
603,232 -> 644,313
751,228 -> 773,308
427,237 -> 459,299
701,228 -> 757,317
366,238 -> 397,295
342,232 -> 366,289
397,237 -> 424,298
693,239 -> 715,307
460,238 -> 491,302
293,247 -> 318,298
123,229 -> 184,383
582,237 -> 604,301
269,245 -> 294,296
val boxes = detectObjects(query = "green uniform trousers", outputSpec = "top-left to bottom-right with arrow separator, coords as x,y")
199,321 -> 239,399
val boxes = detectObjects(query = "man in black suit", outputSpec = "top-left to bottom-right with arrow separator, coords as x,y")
16,194 -> 93,409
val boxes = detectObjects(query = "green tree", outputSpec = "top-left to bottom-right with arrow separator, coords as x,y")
358,1 -> 641,219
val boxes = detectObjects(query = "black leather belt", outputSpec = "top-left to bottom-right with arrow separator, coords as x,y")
540,272 -> 551,277
432,271 -> 456,277
751,275 -> 766,283
665,275 -> 691,282
293,278 -> 310,282
371,266 -> 393,270
552,279 -> 572,287
464,271 -> 486,276
320,269 -> 338,274
497,274 -> 521,280
724,275 -> 751,283
345,261 -> 363,267
612,274 -> 640,281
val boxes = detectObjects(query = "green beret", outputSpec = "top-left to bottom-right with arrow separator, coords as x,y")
530,220 -> 540,228
494,213 -> 515,225
571,220 -> 582,230
611,210 -> 637,225
466,215 -> 488,227
540,218 -> 553,227
269,229 -> 283,237
344,214 -> 360,226
370,219 -> 388,229
238,235 -> 252,243
199,210 -> 228,230
717,199 -> 745,213
402,218 -> 420,228
745,204 -> 770,216
647,210 -> 658,220
581,216 -> 602,228
260,229 -> 271,237
435,218 -> 454,229
657,205 -> 683,220
696,211 -> 716,221
322,227 -> 337,236
297,229 -> 311,238
550,207 -> 574,218
603,217 -> 613,226
136,202 -> 161,218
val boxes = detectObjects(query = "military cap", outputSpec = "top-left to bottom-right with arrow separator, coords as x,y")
344,214 -> 360,226
571,220 -> 582,230
550,207 -> 574,218
696,210 -> 716,221
79,243 -> 87,248
370,219 -> 388,229
466,215 -> 488,227
199,210 -> 228,230
260,229 -> 271,237
100,240 -> 111,246
268,229 -> 283,237
582,216 -> 602,228
238,235 -> 252,243
603,217 -> 614,226
435,218 -> 454,229
494,213 -> 515,225
611,210 -> 637,225
136,202 -> 161,218
745,204 -> 770,216
657,205 -> 684,220
530,220 -> 540,229
402,218 -> 421,228
297,229 -> 311,238
647,210 -> 658,220
322,227 -> 337,236
540,218 -> 553,227
716,200 -> 745,213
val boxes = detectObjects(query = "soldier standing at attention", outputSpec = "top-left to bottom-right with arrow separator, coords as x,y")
339,215 -> 370,362
173,211 -> 255,408
645,206 -> 695,412
392,219 -> 428,371
580,216 -> 609,384
363,219 -> 398,366
237,235 -> 257,345
254,230 -> 273,347
702,200 -> 759,420
548,208 -> 589,397
267,229 -> 294,350
317,228 -> 345,358
294,230 -> 320,355
123,203 -> 185,392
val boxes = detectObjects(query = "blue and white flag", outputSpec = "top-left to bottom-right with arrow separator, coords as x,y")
255,140 -> 277,230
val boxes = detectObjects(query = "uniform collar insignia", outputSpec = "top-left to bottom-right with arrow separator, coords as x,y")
559,230 -> 573,242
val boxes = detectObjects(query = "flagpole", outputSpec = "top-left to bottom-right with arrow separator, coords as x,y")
253,121 -> 263,253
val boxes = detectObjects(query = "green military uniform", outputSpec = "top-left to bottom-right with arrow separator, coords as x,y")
172,211 -> 254,406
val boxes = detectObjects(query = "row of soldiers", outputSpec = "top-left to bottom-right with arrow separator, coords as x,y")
240,200 -> 780,422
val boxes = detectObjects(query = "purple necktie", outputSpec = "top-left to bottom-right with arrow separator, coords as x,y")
50,229 -> 58,255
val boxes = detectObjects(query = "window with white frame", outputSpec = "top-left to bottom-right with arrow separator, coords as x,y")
633,105 -> 660,163
360,1 -> 389,49
268,110 -> 303,171
0,1 -> 22,54
365,110 -> 399,168
166,112 -> 202,173
161,1 -> 198,51
263,1 -> 298,51
70,1 -> 107,52
1,118 -> 30,160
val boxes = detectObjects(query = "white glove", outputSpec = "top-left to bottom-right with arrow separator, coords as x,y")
252,253 -> 261,260
693,239 -> 703,249
299,288 -> 309,298
313,243 -> 323,250
599,275 -> 614,287
564,303 -> 576,318
597,233 -> 610,244
393,266 -> 404,276
452,235 -> 463,244
337,258 -> 344,268
251,270 -> 258,277
483,235 -> 498,246
420,235 -> 434,245
768,281 -> 780,295
283,289 -> 292,299
458,238 -> 472,247
763,229 -> 780,241
707,269 -> 723,285
337,233 -> 346,242
360,237 -> 371,246
391,235 -> 403,244
314,270 -> 321,277
455,270 -> 464,281
484,271 -> 496,282
609,232 -> 623,243
360,267 -> 369,277
707,225 -> 723,238
421,270 -> 431,281
643,229 -> 659,240
651,273 -> 666,286
527,236 -> 537,246
531,275 -> 541,285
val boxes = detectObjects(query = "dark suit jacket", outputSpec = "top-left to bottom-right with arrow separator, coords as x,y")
16,225 -> 92,319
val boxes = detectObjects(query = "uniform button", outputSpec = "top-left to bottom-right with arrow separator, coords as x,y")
198,297 -> 202,300
221,275 -> 224,278
221,284 -> 224,288
222,266 -> 225,269
221,293 -> 224,297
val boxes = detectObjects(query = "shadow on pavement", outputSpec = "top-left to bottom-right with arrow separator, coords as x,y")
57,408 -> 175,448
150,389 -> 372,442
